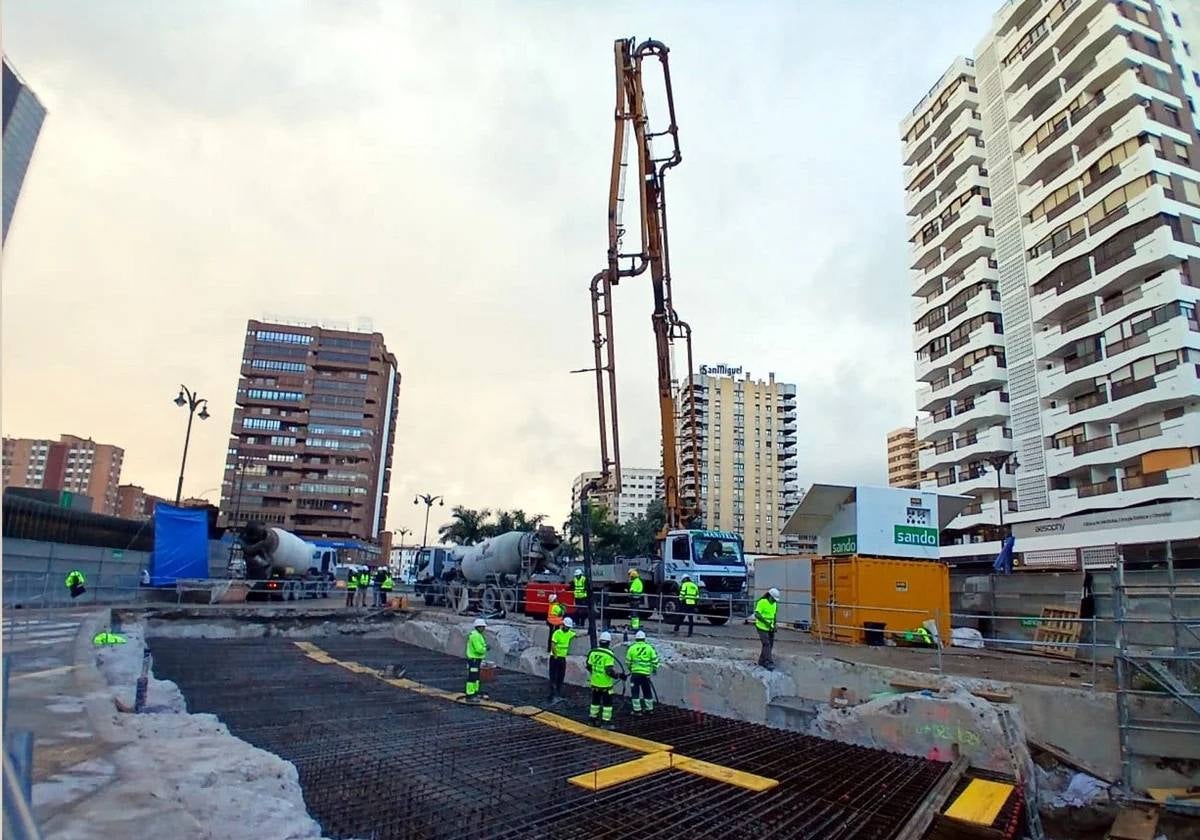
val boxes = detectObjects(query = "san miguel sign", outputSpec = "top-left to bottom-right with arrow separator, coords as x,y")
699,363 -> 743,376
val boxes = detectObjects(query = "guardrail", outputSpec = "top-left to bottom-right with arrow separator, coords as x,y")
3,656 -> 41,840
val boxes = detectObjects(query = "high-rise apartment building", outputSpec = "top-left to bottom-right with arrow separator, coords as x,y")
2,434 -> 124,514
676,369 -> 801,553
904,0 -> 1200,561
219,319 -> 400,545
3,58 -> 46,244
887,426 -> 922,488
571,468 -> 663,525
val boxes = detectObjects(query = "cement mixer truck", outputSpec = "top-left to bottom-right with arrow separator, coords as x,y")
240,521 -> 338,601
416,528 -> 563,613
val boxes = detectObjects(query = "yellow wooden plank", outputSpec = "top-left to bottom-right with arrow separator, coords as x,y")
671,756 -> 779,792
944,779 -> 1013,826
532,711 -> 673,754
568,752 -> 673,791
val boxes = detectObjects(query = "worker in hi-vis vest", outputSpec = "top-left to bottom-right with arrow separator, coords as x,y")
465,618 -> 488,702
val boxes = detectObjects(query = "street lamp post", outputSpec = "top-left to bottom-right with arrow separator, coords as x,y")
173,385 -> 210,506
413,493 -> 444,559
987,452 -> 1019,534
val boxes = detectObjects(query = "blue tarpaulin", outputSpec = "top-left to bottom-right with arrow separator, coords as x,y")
992,534 -> 1016,575
151,504 -> 209,585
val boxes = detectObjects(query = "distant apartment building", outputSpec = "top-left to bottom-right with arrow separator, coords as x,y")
2,434 -> 124,514
219,319 -> 400,545
571,468 -> 664,525
2,57 -> 46,243
676,368 -> 801,553
903,0 -> 1200,564
887,426 -> 922,488
116,484 -> 168,520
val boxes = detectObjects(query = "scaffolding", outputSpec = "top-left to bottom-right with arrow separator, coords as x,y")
1112,549 -> 1200,800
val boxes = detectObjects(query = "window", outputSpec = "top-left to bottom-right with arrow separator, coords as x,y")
1175,141 -> 1191,163
251,359 -> 307,373
246,389 -> 304,403
242,417 -> 281,430
1193,71 -> 1200,87
1175,12 -> 1183,27
255,330 -> 311,345
1186,42 -> 1192,56
1165,105 -> 1182,127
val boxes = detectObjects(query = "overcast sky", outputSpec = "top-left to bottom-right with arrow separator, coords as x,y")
2,0 -> 1000,535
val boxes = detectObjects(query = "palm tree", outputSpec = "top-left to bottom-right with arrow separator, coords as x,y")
437,506 -> 491,545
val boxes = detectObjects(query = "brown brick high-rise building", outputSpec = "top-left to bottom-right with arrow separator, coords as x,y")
2,434 -> 124,514
218,319 -> 401,545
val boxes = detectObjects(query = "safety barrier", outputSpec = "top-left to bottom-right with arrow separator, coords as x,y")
2,656 -> 41,840
558,589 -> 1198,688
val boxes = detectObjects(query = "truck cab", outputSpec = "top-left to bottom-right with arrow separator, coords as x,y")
661,529 -> 748,620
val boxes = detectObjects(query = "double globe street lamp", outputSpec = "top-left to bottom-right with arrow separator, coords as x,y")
174,386 -> 210,505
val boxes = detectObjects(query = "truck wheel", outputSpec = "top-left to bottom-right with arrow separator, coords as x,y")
499,588 -> 518,614
706,616 -> 729,626
660,597 -> 680,622
481,584 -> 501,614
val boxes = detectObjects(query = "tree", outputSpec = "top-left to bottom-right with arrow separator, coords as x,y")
479,509 -> 549,539
437,506 -> 491,545
563,498 -> 664,561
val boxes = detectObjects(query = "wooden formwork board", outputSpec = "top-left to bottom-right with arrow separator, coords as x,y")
1032,605 -> 1081,659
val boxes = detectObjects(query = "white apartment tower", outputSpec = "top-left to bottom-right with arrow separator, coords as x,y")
677,370 -> 801,553
904,0 -> 1200,560
570,468 -> 663,525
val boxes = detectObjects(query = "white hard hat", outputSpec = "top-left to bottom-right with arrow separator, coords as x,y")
768,587 -> 781,599
548,593 -> 557,602
682,574 -> 691,581
635,630 -> 646,641
473,618 -> 487,628
563,617 -> 574,629
599,631 -> 612,643
575,568 -> 583,576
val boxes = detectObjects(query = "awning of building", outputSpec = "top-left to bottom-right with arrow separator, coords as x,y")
780,484 -> 976,536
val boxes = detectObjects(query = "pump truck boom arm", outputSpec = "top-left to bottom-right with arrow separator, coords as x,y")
588,37 -> 700,531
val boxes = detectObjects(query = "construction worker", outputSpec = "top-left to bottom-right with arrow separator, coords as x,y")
572,568 -> 589,625
625,630 -> 659,714
548,616 -> 576,703
381,570 -> 394,606
345,568 -> 358,607
65,569 -> 87,599
373,566 -> 388,607
357,569 -> 371,607
627,569 -> 644,632
546,593 -> 566,652
465,617 -> 488,702
755,587 -> 781,670
586,631 -> 619,727
675,574 -> 700,637
91,630 -> 126,646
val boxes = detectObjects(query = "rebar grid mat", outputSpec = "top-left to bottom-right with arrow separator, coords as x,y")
150,637 -> 949,840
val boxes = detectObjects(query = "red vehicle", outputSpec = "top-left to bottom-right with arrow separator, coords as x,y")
522,581 -> 574,618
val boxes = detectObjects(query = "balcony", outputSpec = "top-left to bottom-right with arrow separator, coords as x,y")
1072,433 -> 1114,456
1122,470 -> 1169,491
1032,221 -> 1182,325
947,499 -> 1020,531
1076,477 -> 1119,498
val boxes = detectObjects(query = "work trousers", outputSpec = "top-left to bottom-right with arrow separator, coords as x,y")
466,658 -> 482,697
589,687 -> 613,723
757,629 -> 775,667
346,588 -> 357,607
548,656 -> 566,698
545,621 -> 556,652
357,587 -> 369,607
629,674 -> 655,712
629,598 -> 644,631
674,604 -> 696,636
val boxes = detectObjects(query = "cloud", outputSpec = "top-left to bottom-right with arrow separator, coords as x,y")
1,0 -> 997,535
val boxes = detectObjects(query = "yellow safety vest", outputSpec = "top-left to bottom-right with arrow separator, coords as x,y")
551,627 -> 575,658
680,581 -> 700,605
625,641 -> 659,675
754,597 -> 777,632
573,575 -> 587,600
587,647 -> 617,689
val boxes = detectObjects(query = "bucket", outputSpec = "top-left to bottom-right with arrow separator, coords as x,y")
480,661 -> 497,683
863,622 -> 886,647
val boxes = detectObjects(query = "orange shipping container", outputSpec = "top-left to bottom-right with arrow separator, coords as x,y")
811,555 -> 950,645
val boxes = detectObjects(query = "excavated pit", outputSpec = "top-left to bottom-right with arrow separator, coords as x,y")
149,634 -> 955,840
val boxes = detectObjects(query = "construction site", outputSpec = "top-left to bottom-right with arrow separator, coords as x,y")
4,24 -> 1200,840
